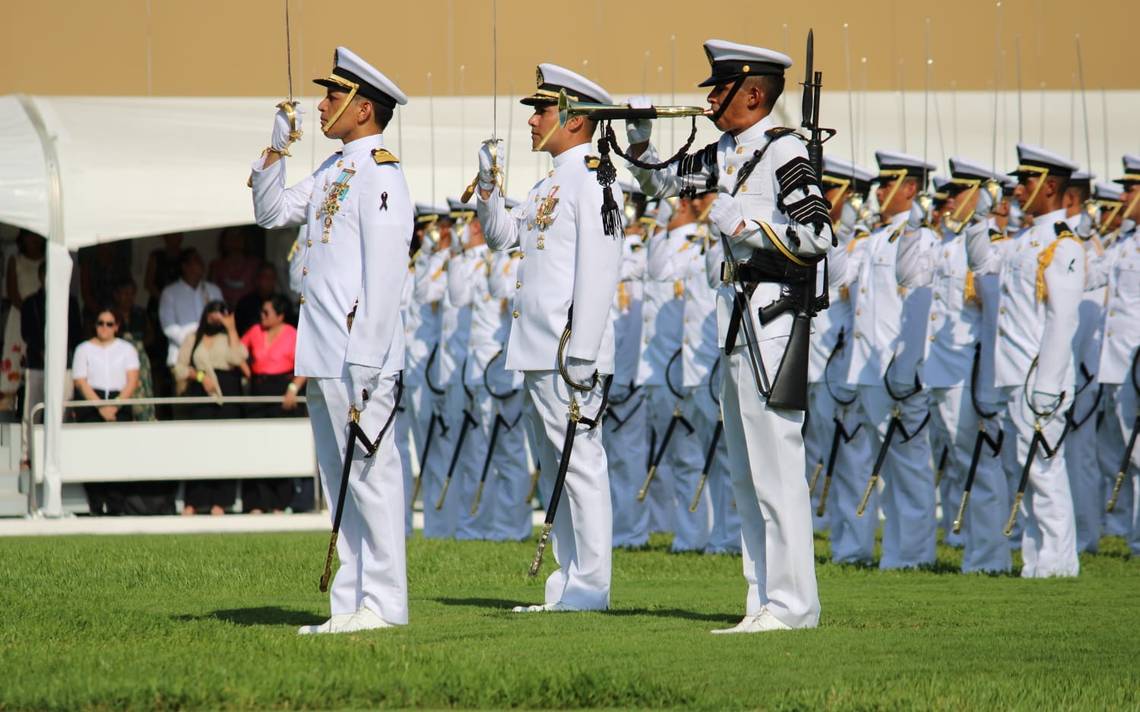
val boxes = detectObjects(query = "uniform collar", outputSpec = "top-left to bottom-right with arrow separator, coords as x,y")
730,114 -> 775,148
341,133 -> 384,158
552,142 -> 591,169
669,221 -> 700,239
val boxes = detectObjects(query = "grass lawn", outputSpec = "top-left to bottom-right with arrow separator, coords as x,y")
1,529 -> 1137,710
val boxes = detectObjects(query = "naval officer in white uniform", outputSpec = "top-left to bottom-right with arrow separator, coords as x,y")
628,40 -> 835,632
251,47 -> 413,632
475,64 -> 623,612
965,144 -> 1085,577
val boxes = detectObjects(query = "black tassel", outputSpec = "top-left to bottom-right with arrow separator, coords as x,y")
596,123 -> 622,237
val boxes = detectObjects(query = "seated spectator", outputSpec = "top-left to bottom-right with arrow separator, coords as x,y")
173,301 -> 247,516
159,248 -> 223,369
241,294 -> 306,513
71,308 -> 139,515
209,226 -> 261,308
235,263 -> 281,335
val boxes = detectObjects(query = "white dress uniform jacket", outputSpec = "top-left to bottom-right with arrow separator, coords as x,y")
251,135 -> 411,378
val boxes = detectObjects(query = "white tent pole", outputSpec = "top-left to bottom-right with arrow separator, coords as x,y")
17,95 -> 68,517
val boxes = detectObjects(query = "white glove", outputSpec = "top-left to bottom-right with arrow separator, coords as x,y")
974,180 -> 1000,220
1007,199 -> 1024,231
347,363 -> 381,411
708,193 -> 745,238
839,196 -> 860,235
1075,201 -> 1097,240
907,194 -> 931,231
271,103 -> 304,154
478,139 -> 503,192
625,95 -> 653,145
565,357 -> 596,386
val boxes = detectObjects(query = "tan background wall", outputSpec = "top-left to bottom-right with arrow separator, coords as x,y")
1,0 -> 1135,98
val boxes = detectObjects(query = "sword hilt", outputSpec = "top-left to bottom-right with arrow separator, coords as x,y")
808,461 -> 823,496
528,523 -> 553,577
1003,492 -> 1024,537
637,465 -> 657,502
689,473 -> 709,513
318,532 -> 338,593
526,468 -> 540,503
816,473 -> 833,518
856,473 -> 878,517
1106,471 -> 1125,513
470,480 -> 486,517
952,490 -> 971,535
410,475 -> 422,510
434,477 -> 452,511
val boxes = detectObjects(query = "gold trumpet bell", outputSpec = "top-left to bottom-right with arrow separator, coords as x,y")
556,89 -> 711,128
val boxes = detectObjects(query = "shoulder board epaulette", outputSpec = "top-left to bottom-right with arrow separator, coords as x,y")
1035,223 -> 1080,301
585,155 -> 601,171
372,148 -> 399,165
845,232 -> 868,253
765,127 -> 801,141
887,223 -> 907,243
988,228 -> 1008,243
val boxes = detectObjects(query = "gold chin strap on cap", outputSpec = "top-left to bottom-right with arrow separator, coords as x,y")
822,175 -> 850,226
877,168 -> 909,216
1015,164 -> 1050,215
1095,199 -> 1123,234
320,74 -> 360,133
1122,187 -> 1140,223
534,120 -> 560,152
944,177 -> 982,234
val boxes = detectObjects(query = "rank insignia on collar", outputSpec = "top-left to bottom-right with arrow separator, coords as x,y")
535,186 -> 560,230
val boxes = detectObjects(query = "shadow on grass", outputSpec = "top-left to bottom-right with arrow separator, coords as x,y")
173,607 -> 323,627
433,597 -> 737,624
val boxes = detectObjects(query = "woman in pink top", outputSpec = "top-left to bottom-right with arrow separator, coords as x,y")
241,294 -> 306,513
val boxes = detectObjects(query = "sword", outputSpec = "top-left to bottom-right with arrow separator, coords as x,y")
689,416 -> 722,513
817,416 -> 862,519
471,413 -> 511,516
320,375 -> 404,593
410,411 -> 440,508
808,459 -> 824,497
1107,351 -> 1140,512
525,463 -> 541,505
856,361 -> 929,517
275,0 -> 301,149
435,409 -> 478,511
529,376 -> 612,577
1004,421 -> 1064,537
952,343 -> 1005,534
639,403 -> 695,502
933,445 -> 949,488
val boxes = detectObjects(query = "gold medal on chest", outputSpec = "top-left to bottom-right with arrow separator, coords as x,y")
535,185 -> 560,231
319,168 -> 356,242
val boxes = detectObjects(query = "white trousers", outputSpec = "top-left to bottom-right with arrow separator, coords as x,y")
394,372 -> 426,536
928,386 -> 1011,573
805,382 -> 877,564
721,340 -> 819,629
420,383 -> 467,539
1101,383 -> 1140,553
605,387 -> 650,547
1003,386 -> 1079,577
525,370 -> 612,610
307,375 -> 408,624
855,384 -> 937,569
683,383 -> 740,554
455,385 -> 532,541
1064,381 -> 1106,552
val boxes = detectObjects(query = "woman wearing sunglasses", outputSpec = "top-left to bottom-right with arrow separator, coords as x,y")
173,300 -> 248,515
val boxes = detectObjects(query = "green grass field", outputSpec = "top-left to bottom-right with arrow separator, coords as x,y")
1,530 -> 1137,710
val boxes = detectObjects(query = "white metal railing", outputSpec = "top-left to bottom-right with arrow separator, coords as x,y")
26,395 -> 316,515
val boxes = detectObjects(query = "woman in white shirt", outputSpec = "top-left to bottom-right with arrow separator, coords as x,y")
72,308 -> 140,423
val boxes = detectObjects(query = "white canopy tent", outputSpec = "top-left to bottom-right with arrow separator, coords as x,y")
1,90 -> 1136,513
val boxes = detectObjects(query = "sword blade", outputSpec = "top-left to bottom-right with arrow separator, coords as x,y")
284,0 -> 294,103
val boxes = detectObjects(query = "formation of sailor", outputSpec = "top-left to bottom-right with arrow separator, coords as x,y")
255,36 -> 1140,637
251,47 -> 413,634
